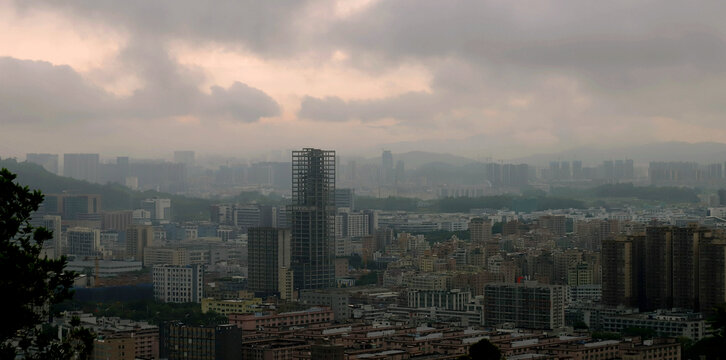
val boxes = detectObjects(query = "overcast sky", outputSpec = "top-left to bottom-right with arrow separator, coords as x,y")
2,0 -> 726,161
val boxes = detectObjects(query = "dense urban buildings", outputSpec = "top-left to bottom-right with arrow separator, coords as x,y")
602,225 -> 726,315
10,148 -> 726,359
160,322 -> 241,360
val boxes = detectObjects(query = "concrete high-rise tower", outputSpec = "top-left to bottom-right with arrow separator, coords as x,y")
290,148 -> 336,290
63,153 -> 100,183
126,225 -> 154,262
248,227 -> 291,295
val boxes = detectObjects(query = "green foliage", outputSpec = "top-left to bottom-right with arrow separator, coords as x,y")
436,195 -> 585,213
709,303 -> 726,338
0,168 -> 91,359
573,321 -> 589,330
467,338 -> 501,360
681,304 -> 726,359
591,331 -> 622,340
423,230 -> 469,243
356,271 -> 379,286
552,183 -> 700,203
592,183 -> 699,203
622,326 -> 656,339
55,299 -> 227,326
355,196 -> 421,211
275,302 -> 308,313
230,191 -> 286,205
346,254 -> 363,269
491,222 -> 503,234
683,336 -> 726,360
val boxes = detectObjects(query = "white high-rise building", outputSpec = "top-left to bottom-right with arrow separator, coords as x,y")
140,198 -> 172,222
67,227 -> 101,257
153,264 -> 204,303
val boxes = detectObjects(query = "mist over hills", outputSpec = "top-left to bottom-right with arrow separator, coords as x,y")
367,142 -> 726,168
359,151 -> 475,169
0,158 -> 213,221
512,142 -> 726,166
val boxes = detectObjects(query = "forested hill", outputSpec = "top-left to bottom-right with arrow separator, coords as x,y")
0,158 -> 213,221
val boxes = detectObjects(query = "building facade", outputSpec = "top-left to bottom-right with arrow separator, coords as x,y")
67,227 -> 101,257
153,264 -> 204,303
484,282 -> 566,330
290,148 -> 336,290
125,225 -> 154,262
160,322 -> 241,360
248,227 -> 291,295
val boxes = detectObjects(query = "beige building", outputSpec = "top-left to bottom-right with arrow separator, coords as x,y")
92,335 -> 135,360
126,225 -> 154,262
143,247 -> 190,267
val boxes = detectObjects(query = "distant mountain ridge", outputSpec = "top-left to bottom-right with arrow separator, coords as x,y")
0,158 -> 212,221
363,142 -> 726,168
358,151 -> 475,169
512,142 -> 726,166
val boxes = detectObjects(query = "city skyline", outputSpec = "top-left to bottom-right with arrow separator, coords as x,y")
6,1 -> 726,359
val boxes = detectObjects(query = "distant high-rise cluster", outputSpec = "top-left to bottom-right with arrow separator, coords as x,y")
26,153 -> 59,174
546,159 -> 634,182
63,153 -> 100,183
649,161 -> 725,186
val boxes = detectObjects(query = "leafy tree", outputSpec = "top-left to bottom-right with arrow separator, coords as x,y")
0,168 -> 92,358
684,304 -> 726,359
591,331 -> 622,340
466,338 -> 501,359
622,326 -> 656,339
356,271 -> 379,286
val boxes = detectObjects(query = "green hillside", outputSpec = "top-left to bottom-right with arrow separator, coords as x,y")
0,158 -> 212,221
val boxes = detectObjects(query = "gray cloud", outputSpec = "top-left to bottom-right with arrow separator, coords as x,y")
204,82 -> 280,120
13,0 -> 315,55
0,57 -> 112,123
298,0 -> 726,141
0,50 -> 280,125
7,0 -> 726,154
299,92 -> 442,123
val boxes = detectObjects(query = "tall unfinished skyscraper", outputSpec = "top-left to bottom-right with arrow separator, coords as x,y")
290,148 -> 336,289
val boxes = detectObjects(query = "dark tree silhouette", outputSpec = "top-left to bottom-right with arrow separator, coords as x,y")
0,168 -> 92,358
458,338 -> 502,359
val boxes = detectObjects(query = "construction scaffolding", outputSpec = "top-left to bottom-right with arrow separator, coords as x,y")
290,148 -> 336,290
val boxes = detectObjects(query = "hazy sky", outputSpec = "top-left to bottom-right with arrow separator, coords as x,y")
2,0 -> 726,160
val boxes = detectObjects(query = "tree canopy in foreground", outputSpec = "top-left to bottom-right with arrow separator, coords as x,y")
0,168 -> 92,359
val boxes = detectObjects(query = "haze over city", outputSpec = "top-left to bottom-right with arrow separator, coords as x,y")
6,2 -> 726,360
4,1 -> 726,159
